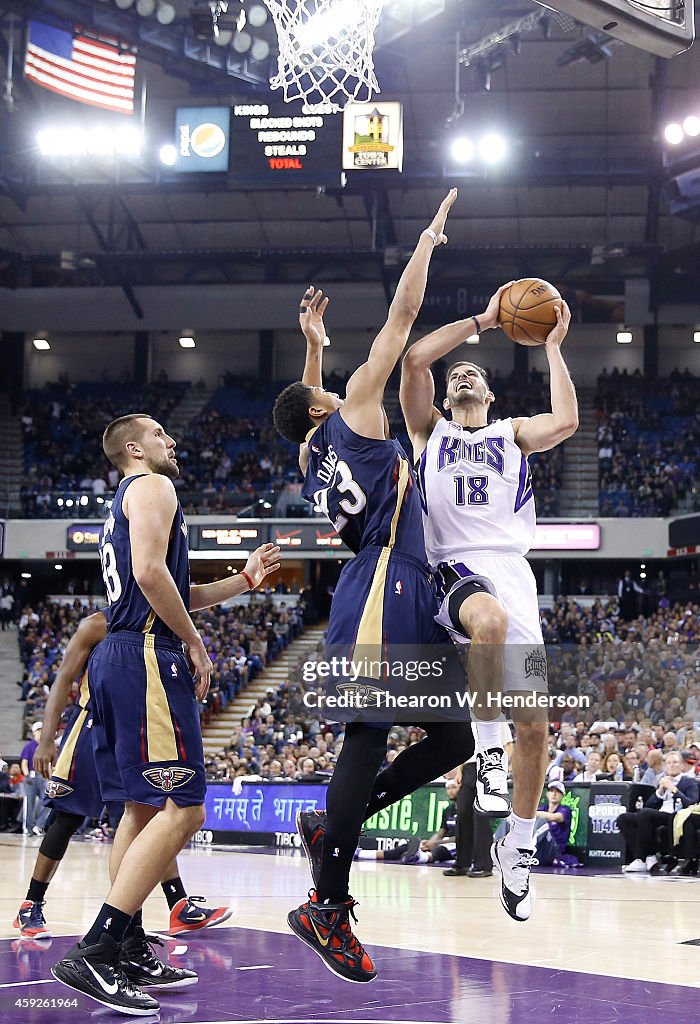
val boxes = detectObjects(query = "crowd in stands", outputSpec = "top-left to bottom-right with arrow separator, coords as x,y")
595,368 -> 699,517
15,367 -> 563,518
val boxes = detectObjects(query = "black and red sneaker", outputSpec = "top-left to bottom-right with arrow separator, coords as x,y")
168,897 -> 233,936
296,810 -> 326,888
287,889 -> 376,984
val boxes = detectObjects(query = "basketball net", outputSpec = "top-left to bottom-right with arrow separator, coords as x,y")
262,0 -> 385,114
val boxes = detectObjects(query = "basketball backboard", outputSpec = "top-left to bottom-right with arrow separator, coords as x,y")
536,0 -> 694,57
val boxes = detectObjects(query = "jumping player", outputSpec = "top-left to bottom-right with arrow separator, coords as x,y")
14,610 -> 232,941
400,290 -> 577,921
51,414 -> 279,1014
273,190 -> 474,984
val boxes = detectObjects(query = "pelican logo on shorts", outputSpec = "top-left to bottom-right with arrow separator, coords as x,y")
335,682 -> 384,708
142,766 -> 196,792
46,780 -> 73,799
524,649 -> 547,680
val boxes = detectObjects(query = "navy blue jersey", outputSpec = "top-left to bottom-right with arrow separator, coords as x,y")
301,410 -> 427,560
99,474 -> 190,641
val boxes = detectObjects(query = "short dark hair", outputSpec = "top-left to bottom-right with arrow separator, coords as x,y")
273,382 -> 315,444
102,413 -> 151,470
445,361 -> 489,387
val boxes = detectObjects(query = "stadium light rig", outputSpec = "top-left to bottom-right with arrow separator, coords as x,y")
37,125 -> 142,159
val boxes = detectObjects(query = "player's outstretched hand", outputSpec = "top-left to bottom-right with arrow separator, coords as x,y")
299,286 -> 329,348
244,543 -> 282,588
545,301 -> 571,349
33,736 -> 57,780
188,638 -> 213,701
479,281 -> 515,332
427,188 -> 458,246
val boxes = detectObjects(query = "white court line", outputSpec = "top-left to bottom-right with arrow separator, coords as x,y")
0,979 -> 56,989
235,965 -> 274,971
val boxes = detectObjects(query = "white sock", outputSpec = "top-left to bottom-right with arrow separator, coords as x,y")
356,849 -> 375,860
505,813 -> 535,850
645,854 -> 657,870
417,851 -> 431,863
473,717 -> 504,753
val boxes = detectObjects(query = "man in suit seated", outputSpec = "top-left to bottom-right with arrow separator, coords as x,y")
617,751 -> 699,873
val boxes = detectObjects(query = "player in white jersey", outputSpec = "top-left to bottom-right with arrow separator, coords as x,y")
400,285 -> 577,922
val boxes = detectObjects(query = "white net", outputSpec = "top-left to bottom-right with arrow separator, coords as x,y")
262,0 -> 385,113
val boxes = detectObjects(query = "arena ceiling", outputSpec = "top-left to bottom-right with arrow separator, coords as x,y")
1,0 -> 700,304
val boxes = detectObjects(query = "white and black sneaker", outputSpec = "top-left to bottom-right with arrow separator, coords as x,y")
474,747 -> 511,817
51,933 -> 160,1016
491,838 -> 538,922
119,926 -> 198,988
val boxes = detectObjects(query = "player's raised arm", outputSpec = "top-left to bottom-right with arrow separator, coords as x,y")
400,283 -> 511,456
341,189 -> 457,431
190,543 -> 281,610
512,302 -> 578,456
299,287 -> 329,388
33,612 -> 107,779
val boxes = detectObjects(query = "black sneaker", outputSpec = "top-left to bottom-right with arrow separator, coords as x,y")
296,809 -> 326,888
51,933 -> 160,1016
119,927 -> 198,988
400,836 -> 422,864
288,889 -> 376,984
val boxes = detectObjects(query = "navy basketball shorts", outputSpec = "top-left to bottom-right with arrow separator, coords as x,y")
44,703 -> 108,819
323,544 -> 466,724
88,631 -> 206,808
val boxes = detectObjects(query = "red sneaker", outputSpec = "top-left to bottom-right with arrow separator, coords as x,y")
168,897 -> 232,936
287,890 -> 376,984
13,901 -> 52,939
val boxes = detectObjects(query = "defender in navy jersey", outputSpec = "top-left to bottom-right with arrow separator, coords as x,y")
52,413 -> 279,1015
401,289 -> 577,923
274,191 -> 475,986
15,612 -> 231,942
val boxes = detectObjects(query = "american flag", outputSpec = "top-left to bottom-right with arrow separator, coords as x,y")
25,20 -> 136,115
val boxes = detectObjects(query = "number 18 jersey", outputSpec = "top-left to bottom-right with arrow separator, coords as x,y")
416,417 -> 536,562
99,473 -> 190,640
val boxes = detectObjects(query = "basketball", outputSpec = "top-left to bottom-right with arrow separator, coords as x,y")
498,278 -> 562,346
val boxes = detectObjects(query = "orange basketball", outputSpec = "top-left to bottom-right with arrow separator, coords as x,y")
498,278 -> 562,346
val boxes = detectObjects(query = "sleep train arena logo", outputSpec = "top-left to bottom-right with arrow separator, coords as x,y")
190,122 -> 226,159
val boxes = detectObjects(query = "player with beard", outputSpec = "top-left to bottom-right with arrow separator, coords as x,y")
400,296 -> 576,922
51,414 -> 279,1014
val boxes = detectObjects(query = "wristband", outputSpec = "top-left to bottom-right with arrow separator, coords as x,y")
471,315 -> 481,334
423,228 -> 439,246
241,570 -> 254,591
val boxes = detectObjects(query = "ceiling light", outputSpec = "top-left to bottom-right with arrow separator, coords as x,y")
54,563 -> 63,570
159,143 -> 177,166
114,0 -> 135,8
233,30 -> 252,53
664,122 -> 684,145
179,335 -> 196,348
21,572 -> 32,579
251,37 -> 270,60
33,338 -> 50,350
156,1 -> 176,25
136,0 -> 156,15
450,137 -> 474,164
694,331 -> 700,343
683,115 -> 700,137
478,133 -> 507,163
214,28 -> 233,45
616,330 -> 632,344
248,4 -> 268,27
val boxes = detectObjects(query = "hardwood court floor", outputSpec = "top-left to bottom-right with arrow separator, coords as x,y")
0,835 -> 698,1024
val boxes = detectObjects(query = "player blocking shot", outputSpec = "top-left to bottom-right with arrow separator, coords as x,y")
273,190 -> 476,984
401,290 -> 577,922
50,413 -> 279,1015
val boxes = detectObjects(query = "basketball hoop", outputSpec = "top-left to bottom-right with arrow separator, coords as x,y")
262,0 -> 385,113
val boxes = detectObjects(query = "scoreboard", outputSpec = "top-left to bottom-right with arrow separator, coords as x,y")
229,102 -> 343,186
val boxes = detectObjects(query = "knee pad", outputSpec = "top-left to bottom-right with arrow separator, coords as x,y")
448,579 -> 490,634
39,811 -> 84,861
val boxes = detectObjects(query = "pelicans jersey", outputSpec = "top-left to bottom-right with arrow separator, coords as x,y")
91,472 -> 205,807
99,474 -> 190,640
302,409 -> 426,560
417,417 -> 536,564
